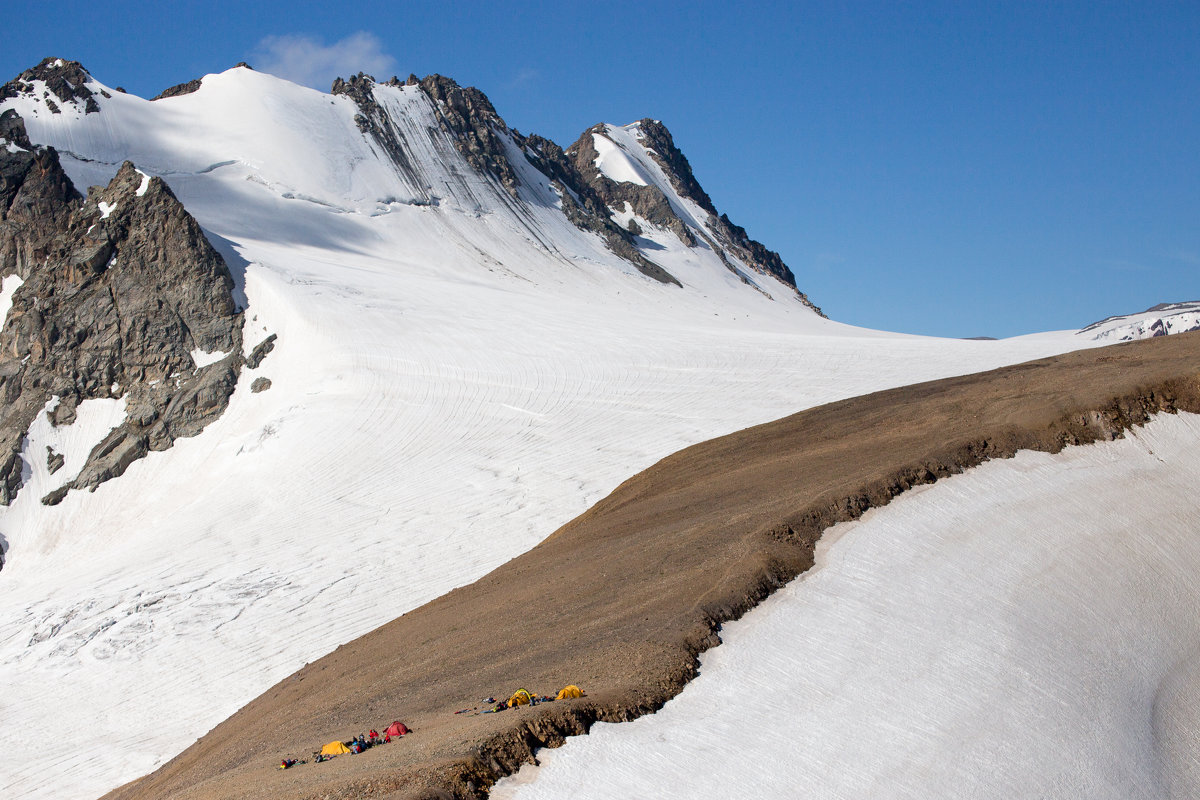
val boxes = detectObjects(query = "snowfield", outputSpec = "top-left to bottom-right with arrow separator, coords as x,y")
494,410 -> 1200,800
0,65 -> 1190,799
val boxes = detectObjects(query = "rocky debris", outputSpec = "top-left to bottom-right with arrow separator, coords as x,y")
0,58 -> 100,114
151,78 -> 202,101
45,446 -> 63,474
246,333 -> 276,369
0,119 -> 248,508
250,377 -> 271,393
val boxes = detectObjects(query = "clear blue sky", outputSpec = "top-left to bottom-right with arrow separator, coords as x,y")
4,1 -> 1197,337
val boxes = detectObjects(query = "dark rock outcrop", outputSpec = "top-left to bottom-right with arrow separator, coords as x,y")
151,78 -> 202,101
418,74 -> 522,196
45,446 -> 63,474
0,117 -> 248,507
517,133 -> 680,285
246,333 -> 276,369
568,120 -> 824,312
0,58 -> 101,114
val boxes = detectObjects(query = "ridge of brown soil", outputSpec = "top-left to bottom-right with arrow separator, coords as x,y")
103,332 -> 1200,800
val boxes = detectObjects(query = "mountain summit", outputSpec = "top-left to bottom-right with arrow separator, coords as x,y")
1,61 -> 820,310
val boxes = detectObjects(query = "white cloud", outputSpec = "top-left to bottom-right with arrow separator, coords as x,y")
251,32 -> 398,91
506,67 -> 540,90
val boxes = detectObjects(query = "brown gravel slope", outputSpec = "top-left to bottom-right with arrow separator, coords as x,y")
104,331 -> 1200,800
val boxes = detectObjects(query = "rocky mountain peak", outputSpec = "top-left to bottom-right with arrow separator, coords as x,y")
625,118 -> 718,217
0,120 -> 248,509
0,57 -> 106,114
565,120 -> 820,310
416,74 -> 521,194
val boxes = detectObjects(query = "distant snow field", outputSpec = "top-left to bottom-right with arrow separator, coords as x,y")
495,411 -> 1200,800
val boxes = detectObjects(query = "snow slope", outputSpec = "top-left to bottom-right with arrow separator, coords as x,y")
495,411 -> 1200,800
0,66 -> 1123,799
1079,301 -> 1200,342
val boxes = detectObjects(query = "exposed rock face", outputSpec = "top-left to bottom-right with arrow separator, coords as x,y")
151,78 -> 202,101
330,73 -> 680,286
0,58 -> 102,113
330,73 -> 427,201
419,74 -> 523,196
568,122 -> 700,246
516,133 -> 680,285
0,114 -> 246,507
246,333 -> 276,369
568,120 -> 823,313
250,377 -> 271,393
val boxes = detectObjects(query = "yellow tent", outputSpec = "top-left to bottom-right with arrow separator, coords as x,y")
507,688 -> 534,707
320,740 -> 353,756
556,685 -> 584,700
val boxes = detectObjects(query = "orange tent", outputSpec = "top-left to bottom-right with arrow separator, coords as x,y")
556,685 -> 584,700
320,740 -> 352,756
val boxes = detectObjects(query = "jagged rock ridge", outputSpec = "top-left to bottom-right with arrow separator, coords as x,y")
0,109 -> 246,509
328,72 -> 814,297
0,57 -> 109,114
567,121 -> 822,313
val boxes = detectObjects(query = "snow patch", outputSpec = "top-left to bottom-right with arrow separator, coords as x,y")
592,133 -> 651,186
190,348 -> 230,369
97,201 -> 117,219
1,274 -> 24,327
10,395 -> 128,516
135,170 -> 151,197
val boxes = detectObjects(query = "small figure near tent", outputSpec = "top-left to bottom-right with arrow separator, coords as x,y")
556,684 -> 585,700
278,758 -> 297,769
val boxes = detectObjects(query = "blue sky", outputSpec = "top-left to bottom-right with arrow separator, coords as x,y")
3,1 -> 1197,337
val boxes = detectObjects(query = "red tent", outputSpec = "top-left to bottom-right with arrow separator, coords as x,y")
385,721 -> 409,737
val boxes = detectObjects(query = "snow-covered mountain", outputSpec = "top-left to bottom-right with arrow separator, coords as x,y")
0,58 -> 1189,800
1078,301 -> 1200,342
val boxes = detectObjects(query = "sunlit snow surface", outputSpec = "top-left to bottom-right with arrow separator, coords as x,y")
495,411 -> 1200,800
0,68 -> 1138,799
1080,301 -> 1200,342
0,272 -> 23,324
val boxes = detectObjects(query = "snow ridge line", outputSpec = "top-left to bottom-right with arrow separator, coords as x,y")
103,334 -> 1200,800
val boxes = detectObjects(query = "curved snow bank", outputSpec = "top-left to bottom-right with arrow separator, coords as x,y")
495,410 -> 1200,800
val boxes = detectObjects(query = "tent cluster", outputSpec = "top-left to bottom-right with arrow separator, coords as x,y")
455,685 -> 587,716
277,721 -> 411,769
